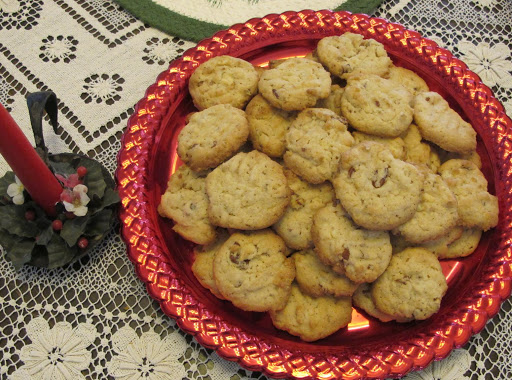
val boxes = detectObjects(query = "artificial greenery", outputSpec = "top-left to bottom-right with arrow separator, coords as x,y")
0,155 -> 119,270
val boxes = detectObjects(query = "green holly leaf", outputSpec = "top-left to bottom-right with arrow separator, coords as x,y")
88,188 -> 119,214
60,216 -> 89,247
46,234 -> 75,269
0,204 -> 39,238
34,210 -> 52,231
86,209 -> 113,236
87,194 -> 103,212
101,188 -> 120,208
82,159 -> 107,200
50,161 -> 74,176
50,155 -> 81,176
29,245 -> 49,268
5,238 -> 35,270
36,224 -> 54,246
0,227 -> 18,251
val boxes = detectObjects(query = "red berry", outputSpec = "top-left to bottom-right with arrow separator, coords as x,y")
52,220 -> 63,231
78,237 -> 89,249
25,210 -> 36,221
77,166 -> 87,177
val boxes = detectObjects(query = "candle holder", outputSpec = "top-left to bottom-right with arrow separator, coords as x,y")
0,92 -> 119,270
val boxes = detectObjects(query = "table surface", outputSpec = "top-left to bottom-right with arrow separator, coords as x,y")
0,0 -> 511,379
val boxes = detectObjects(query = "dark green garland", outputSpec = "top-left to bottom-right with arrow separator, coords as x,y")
0,91 -> 119,270
0,155 -> 119,270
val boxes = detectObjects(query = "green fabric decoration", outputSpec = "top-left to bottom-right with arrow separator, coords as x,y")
113,0 -> 384,42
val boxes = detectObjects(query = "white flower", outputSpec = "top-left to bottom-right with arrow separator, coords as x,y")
7,175 -> 24,205
457,40 -> 512,89
403,349 -> 471,380
61,184 -> 90,217
10,317 -> 96,380
0,0 -> 21,13
108,326 -> 188,379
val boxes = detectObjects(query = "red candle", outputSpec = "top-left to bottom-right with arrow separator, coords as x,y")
0,103 -> 62,216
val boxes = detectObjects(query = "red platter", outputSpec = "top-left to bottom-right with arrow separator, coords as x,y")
116,10 -> 512,379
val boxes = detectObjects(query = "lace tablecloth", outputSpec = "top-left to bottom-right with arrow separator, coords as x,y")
0,0 -> 511,379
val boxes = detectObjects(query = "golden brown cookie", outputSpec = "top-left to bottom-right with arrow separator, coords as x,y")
191,230 -> 230,299
158,165 -> 216,245
341,75 -> 414,137
267,54 -> 319,70
311,202 -> 392,283
414,92 -> 477,153
401,124 -> 441,172
437,228 -> 482,259
258,57 -> 331,111
316,32 -> 392,79
438,159 -> 498,231
352,131 -> 406,160
177,104 -> 249,171
245,94 -> 295,158
384,65 -> 429,96
420,226 -> 464,257
332,141 -> 425,230
206,150 -> 291,230
212,230 -> 295,312
353,283 -> 412,323
372,247 -> 448,320
315,84 -> 345,116
390,226 -> 464,257
293,249 -> 358,298
273,169 -> 335,250
284,108 -> 354,184
189,55 -> 259,110
269,283 -> 352,342
393,170 -> 459,244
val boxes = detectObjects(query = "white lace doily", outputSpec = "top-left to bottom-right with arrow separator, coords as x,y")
0,0 -> 511,379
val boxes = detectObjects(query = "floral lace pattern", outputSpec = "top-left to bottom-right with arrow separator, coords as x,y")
142,37 -> 186,65
107,326 -> 189,379
0,0 -> 511,379
456,41 -> 512,89
39,35 -> 78,63
10,317 -> 96,380
81,73 -> 124,105
0,0 -> 43,30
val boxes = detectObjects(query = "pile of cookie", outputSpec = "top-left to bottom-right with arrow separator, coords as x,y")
158,32 -> 499,342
